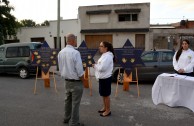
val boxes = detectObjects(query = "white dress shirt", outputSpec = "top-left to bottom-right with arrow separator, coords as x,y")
173,48 -> 194,73
58,45 -> 84,80
94,51 -> 113,79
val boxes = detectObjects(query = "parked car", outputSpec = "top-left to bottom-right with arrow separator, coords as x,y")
0,42 -> 42,79
112,49 -> 175,83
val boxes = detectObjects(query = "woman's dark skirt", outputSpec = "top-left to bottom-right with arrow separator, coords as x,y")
175,71 -> 194,77
99,76 -> 112,97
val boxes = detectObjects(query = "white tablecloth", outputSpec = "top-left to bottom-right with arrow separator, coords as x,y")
152,73 -> 194,112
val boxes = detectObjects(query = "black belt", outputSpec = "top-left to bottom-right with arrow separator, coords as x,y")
65,79 -> 81,82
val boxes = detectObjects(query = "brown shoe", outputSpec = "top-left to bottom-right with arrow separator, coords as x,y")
100,111 -> 111,117
98,110 -> 105,113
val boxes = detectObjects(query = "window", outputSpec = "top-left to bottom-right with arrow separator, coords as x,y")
18,47 -> 30,57
142,52 -> 159,62
118,14 -> 138,22
34,44 -> 42,49
31,37 -> 45,42
132,14 -> 138,21
6,46 -> 30,58
118,14 -> 130,21
6,47 -> 18,57
162,52 -> 174,62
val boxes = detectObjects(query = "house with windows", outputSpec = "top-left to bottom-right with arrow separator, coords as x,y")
78,3 -> 150,50
15,3 -> 151,50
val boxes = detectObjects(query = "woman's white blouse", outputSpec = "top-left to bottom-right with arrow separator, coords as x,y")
173,49 -> 194,73
94,51 -> 113,79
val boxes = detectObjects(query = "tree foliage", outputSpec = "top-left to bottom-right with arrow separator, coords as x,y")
0,0 -> 50,45
41,20 -> 49,26
0,0 -> 17,45
16,19 -> 50,27
19,19 -> 36,27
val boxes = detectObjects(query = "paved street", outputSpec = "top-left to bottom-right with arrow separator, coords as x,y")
0,74 -> 194,126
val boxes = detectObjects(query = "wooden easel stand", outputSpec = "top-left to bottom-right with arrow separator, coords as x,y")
34,67 -> 57,94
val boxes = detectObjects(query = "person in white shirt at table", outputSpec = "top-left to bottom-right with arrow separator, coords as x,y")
173,39 -> 194,76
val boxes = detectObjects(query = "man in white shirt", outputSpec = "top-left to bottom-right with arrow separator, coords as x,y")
58,33 -> 84,126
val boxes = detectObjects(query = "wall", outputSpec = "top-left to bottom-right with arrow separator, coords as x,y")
79,3 -> 150,30
150,28 -> 194,50
17,19 -> 81,49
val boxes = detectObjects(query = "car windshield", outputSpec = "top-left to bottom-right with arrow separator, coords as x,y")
33,43 -> 42,49
141,52 -> 159,62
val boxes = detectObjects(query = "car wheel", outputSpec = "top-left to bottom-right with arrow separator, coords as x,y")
18,67 -> 29,79
117,72 -> 124,84
113,69 -> 124,84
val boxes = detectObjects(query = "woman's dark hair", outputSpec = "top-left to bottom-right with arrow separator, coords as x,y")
176,39 -> 190,61
102,41 -> 116,62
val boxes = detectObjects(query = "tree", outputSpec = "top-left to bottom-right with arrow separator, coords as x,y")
40,20 -> 49,26
16,20 -> 23,28
17,19 -> 50,27
0,0 -> 17,45
20,19 -> 36,27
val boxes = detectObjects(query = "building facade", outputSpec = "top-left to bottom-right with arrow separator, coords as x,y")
16,19 -> 81,50
150,20 -> 194,51
16,3 -> 151,50
78,3 -> 150,50
15,3 -> 194,52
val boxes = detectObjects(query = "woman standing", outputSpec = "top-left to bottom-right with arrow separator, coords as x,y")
93,41 -> 116,117
173,39 -> 194,76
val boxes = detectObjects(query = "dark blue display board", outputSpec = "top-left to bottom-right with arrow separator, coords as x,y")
114,39 -> 144,75
31,41 -> 59,74
77,41 -> 98,69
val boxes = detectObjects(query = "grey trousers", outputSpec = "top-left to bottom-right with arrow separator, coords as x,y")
64,81 -> 83,126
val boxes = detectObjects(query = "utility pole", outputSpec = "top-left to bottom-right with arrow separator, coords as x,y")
57,0 -> 60,50
56,0 -> 60,70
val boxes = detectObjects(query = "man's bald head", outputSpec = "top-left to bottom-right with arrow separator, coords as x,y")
66,33 -> 77,47
67,34 -> 76,41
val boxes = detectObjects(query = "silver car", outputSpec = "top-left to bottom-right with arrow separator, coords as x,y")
112,50 -> 175,83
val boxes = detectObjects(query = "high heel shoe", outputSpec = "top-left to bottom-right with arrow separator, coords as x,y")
98,110 -> 105,113
100,111 -> 111,117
